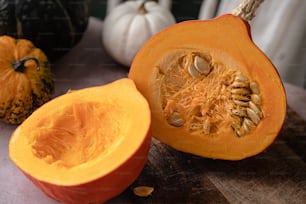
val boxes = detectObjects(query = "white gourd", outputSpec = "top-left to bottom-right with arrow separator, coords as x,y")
102,0 -> 176,67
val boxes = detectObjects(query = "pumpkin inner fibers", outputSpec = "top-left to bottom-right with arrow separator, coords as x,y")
29,102 -> 124,168
156,49 -> 263,137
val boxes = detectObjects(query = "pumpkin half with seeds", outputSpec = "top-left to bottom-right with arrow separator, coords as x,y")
0,35 -> 54,125
128,14 -> 287,160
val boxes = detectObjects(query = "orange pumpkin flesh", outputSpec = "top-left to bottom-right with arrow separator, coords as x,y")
129,14 -> 286,160
9,78 -> 151,203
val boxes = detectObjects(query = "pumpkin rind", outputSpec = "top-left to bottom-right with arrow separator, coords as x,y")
0,0 -> 89,60
9,78 -> 151,203
0,35 -> 54,125
129,14 -> 287,160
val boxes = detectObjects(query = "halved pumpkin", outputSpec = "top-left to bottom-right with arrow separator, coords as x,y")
129,14 -> 286,160
9,78 -> 151,203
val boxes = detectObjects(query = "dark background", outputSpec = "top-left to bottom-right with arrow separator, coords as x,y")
89,0 -> 204,22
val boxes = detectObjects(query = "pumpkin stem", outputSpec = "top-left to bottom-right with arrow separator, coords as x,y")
138,0 -> 150,14
13,57 -> 40,72
231,0 -> 265,21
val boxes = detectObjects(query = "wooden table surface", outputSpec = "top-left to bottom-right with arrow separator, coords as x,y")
1,17 -> 306,204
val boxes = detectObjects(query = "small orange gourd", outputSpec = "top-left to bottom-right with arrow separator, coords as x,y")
9,79 -> 151,204
0,35 -> 54,124
129,0 -> 286,160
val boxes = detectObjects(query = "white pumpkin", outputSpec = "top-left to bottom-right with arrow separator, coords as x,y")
102,0 -> 176,67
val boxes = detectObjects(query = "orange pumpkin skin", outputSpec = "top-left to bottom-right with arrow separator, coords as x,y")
9,79 -> 151,204
24,139 -> 150,204
129,14 -> 286,160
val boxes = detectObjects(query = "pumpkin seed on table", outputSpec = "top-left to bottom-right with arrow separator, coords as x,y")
133,186 -> 154,197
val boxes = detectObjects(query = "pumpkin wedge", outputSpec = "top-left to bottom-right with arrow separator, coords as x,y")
129,12 -> 286,160
9,78 -> 151,204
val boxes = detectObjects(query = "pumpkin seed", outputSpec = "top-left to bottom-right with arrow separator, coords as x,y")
231,81 -> 249,88
242,118 -> 255,132
193,56 -> 211,75
230,88 -> 250,95
246,108 -> 260,125
170,118 -> 185,127
245,117 -> 255,126
235,74 -> 249,82
231,120 -> 241,131
133,186 -> 154,197
169,112 -> 185,127
188,63 -> 202,78
228,74 -> 264,137
249,101 -> 261,115
234,100 -> 249,107
232,108 -> 247,117
251,94 -> 261,105
231,94 -> 250,101
250,81 -> 260,94
241,121 -> 250,132
203,120 -> 211,134
236,128 -> 246,137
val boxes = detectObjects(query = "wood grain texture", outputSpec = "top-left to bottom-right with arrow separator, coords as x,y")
103,108 -> 306,204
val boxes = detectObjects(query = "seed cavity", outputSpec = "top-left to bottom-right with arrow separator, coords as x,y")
157,50 -> 263,138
